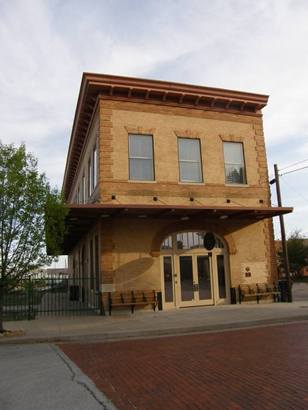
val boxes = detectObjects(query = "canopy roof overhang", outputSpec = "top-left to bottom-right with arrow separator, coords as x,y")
61,204 -> 293,254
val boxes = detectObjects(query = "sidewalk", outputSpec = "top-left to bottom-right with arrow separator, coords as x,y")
2,300 -> 308,344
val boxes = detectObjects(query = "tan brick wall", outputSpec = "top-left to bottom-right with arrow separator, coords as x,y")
97,217 -> 271,290
68,98 -> 277,297
98,100 -> 270,207
100,219 -> 115,285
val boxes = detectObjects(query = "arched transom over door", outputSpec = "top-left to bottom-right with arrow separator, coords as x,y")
160,231 -> 230,309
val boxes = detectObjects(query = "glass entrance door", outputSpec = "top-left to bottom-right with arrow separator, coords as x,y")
196,255 -> 213,304
177,254 -> 214,307
179,256 -> 195,304
161,231 -> 230,309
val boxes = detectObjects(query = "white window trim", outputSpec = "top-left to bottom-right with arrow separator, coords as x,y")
128,134 -> 154,181
223,142 -> 247,185
178,137 -> 203,183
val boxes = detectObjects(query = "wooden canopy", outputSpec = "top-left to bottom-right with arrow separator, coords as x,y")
61,204 -> 292,253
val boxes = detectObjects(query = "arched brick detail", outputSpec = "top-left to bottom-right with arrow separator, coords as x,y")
150,220 -> 237,256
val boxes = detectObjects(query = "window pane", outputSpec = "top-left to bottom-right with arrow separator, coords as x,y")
129,158 -> 154,180
223,142 -> 246,184
92,146 -> 97,189
163,256 -> 173,303
217,255 -> 226,299
179,161 -> 202,182
129,135 -> 153,158
225,164 -> 246,184
82,175 -> 86,203
197,256 -> 212,300
179,256 -> 194,301
161,236 -> 172,250
129,135 -> 154,181
224,142 -> 244,164
178,138 -> 200,161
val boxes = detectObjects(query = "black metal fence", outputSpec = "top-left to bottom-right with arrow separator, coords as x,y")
2,276 -> 103,321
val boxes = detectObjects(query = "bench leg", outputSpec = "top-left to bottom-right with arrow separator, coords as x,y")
257,295 -> 260,304
153,303 -> 156,312
109,305 -> 112,316
131,304 -> 135,314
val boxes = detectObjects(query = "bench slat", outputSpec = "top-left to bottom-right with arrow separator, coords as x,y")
108,290 -> 157,315
239,283 -> 280,304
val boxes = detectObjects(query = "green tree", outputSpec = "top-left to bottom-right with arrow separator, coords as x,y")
277,230 -> 308,279
287,230 -> 308,278
0,142 -> 67,332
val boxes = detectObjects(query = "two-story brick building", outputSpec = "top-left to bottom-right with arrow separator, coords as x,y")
62,73 -> 292,311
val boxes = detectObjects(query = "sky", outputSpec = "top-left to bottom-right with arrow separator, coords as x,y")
1,0 -> 308,253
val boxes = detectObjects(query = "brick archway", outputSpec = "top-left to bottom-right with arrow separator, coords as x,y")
150,220 -> 236,256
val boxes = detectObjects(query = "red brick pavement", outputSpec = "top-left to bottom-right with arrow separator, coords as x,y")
59,322 -> 308,410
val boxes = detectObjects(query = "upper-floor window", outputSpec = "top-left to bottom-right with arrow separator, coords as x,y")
92,145 -> 98,190
178,138 -> 203,183
128,134 -> 154,181
88,159 -> 92,198
82,174 -> 86,203
223,142 -> 246,184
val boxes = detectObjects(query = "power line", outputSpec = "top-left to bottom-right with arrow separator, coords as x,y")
280,165 -> 308,176
280,177 -> 308,203
279,158 -> 308,172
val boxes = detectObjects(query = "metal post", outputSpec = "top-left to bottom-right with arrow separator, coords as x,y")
99,291 -> 105,316
273,164 -> 292,302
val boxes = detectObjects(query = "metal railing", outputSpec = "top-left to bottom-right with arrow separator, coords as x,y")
2,276 -> 103,321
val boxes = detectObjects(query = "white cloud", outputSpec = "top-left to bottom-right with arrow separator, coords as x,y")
1,0 -> 308,235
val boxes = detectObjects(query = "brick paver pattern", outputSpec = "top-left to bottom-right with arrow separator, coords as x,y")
60,322 -> 308,410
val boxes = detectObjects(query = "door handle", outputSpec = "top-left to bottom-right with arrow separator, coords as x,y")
193,283 -> 199,291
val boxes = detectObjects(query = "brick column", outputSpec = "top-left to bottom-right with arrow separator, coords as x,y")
99,100 -> 114,203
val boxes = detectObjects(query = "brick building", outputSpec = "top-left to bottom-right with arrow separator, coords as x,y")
62,73 -> 292,310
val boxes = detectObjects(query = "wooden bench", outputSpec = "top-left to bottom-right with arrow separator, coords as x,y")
238,283 -> 280,304
108,290 -> 157,315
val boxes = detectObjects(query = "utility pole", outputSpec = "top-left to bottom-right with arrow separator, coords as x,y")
272,164 -> 292,302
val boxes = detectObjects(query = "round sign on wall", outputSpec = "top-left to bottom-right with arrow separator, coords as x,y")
203,232 -> 216,250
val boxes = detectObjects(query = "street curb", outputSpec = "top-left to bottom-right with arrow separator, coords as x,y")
1,315 -> 308,345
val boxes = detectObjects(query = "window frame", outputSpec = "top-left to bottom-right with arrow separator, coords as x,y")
223,141 -> 247,185
128,133 -> 155,181
177,137 -> 203,183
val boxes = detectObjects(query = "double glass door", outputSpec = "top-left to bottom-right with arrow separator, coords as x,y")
162,253 -> 227,308
178,255 -> 213,306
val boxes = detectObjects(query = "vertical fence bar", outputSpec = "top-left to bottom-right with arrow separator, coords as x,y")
27,277 -> 31,320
